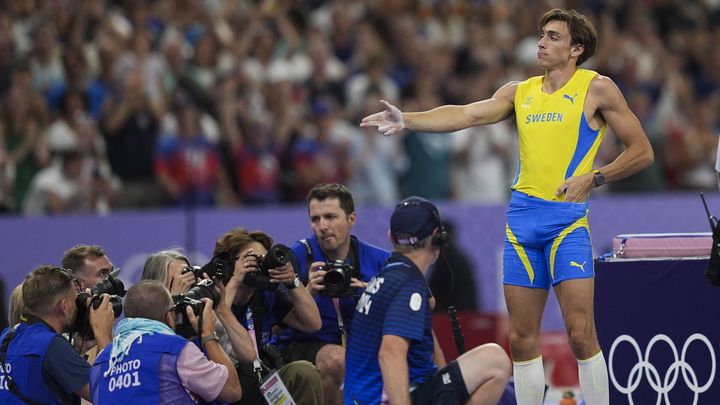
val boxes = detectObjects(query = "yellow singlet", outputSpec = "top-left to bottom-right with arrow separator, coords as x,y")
512,68 -> 606,201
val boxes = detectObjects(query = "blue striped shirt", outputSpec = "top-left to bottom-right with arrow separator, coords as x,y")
344,253 -> 437,405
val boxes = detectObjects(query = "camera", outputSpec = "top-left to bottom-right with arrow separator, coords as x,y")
172,279 -> 221,338
184,252 -> 234,285
243,244 -> 292,291
321,260 -> 355,298
74,274 -> 126,339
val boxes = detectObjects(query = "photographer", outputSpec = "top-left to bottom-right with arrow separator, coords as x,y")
62,244 -> 117,291
62,244 -> 119,360
278,183 -> 389,404
215,227 -> 323,405
141,249 -> 196,294
0,265 -> 114,404
141,249 -> 257,366
90,280 -> 242,403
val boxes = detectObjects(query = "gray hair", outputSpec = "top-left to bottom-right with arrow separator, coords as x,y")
124,280 -> 173,322
141,249 -> 191,283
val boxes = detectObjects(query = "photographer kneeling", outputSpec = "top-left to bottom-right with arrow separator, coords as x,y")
215,227 -> 323,405
0,265 -> 114,404
89,280 -> 242,404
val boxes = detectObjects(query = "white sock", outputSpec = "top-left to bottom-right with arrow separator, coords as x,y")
513,356 -> 545,405
578,351 -> 609,405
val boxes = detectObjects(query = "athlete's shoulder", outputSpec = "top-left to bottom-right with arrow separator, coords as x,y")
587,73 -> 618,93
587,74 -> 625,106
494,80 -> 523,105
517,75 -> 543,86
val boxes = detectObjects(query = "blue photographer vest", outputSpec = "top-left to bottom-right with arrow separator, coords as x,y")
0,322 -> 59,404
278,235 -> 389,345
90,333 -> 195,404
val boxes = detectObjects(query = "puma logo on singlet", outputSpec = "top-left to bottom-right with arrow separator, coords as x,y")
570,261 -> 587,271
563,93 -> 578,104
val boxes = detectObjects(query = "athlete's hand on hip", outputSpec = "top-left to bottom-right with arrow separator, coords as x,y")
360,100 -> 404,136
556,172 -> 594,202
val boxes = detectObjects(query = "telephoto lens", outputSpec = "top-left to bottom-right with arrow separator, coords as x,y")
243,244 -> 293,291
172,279 -> 220,338
73,274 -> 126,339
191,252 -> 234,285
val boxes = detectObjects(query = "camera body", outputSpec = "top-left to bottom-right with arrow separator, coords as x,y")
74,275 -> 126,339
172,279 -> 220,338
186,252 -> 234,285
243,244 -> 292,291
321,260 -> 355,298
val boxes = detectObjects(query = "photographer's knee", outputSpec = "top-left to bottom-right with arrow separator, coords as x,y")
316,345 -> 345,377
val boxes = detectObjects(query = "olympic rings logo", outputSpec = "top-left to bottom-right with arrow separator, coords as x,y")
608,334 -> 716,405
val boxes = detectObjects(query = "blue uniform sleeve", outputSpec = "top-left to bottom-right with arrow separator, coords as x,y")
42,336 -> 91,394
383,279 -> 429,342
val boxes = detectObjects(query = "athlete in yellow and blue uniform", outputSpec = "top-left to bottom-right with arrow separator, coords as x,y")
361,9 -> 654,405
504,68 -> 606,289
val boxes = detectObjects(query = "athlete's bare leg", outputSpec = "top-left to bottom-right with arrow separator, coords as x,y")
504,285 -> 549,361
553,278 -> 600,359
555,277 -> 609,405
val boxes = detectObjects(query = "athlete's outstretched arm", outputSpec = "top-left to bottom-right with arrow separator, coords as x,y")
360,82 -> 518,136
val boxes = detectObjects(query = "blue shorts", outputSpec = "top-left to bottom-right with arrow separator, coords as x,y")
503,191 -> 594,289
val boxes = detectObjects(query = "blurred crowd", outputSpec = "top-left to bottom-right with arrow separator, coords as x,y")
0,0 -> 718,216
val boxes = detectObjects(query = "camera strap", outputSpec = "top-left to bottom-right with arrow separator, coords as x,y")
300,236 -> 363,347
332,298 -> 346,348
0,327 -> 43,405
298,239 -> 313,285
245,294 -> 266,383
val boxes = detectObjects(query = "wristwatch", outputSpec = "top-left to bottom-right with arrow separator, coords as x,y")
286,275 -> 302,290
201,331 -> 219,347
592,170 -> 605,187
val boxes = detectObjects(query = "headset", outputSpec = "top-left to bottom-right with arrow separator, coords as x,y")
395,199 -> 449,247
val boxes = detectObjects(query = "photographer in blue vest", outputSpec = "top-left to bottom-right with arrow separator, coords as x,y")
0,265 -> 114,404
277,183 -> 390,404
90,280 -> 242,404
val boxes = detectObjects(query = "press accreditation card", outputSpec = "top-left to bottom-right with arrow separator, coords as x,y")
259,370 -> 295,405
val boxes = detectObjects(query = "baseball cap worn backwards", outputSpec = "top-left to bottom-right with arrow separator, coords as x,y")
391,196 -> 440,245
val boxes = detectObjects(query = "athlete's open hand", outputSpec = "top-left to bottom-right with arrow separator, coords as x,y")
360,100 -> 404,136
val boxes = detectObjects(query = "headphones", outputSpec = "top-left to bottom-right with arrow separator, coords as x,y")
396,200 -> 449,247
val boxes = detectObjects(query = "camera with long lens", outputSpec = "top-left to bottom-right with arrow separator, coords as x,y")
74,275 -> 126,339
184,252 -> 234,285
321,261 -> 355,298
171,279 -> 220,338
243,244 -> 292,291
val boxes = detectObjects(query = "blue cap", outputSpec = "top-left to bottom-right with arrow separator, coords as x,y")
390,196 -> 441,245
